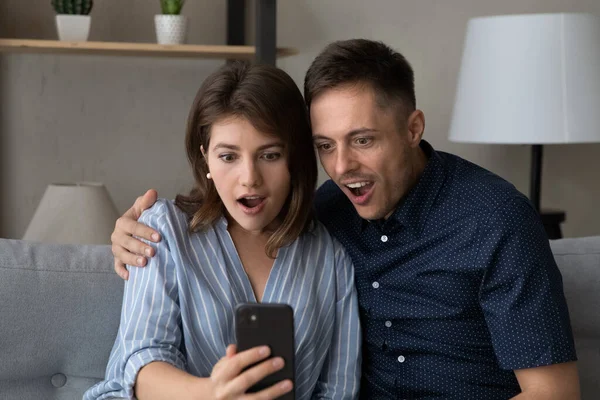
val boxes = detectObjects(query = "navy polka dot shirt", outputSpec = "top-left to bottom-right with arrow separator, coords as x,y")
315,140 -> 577,399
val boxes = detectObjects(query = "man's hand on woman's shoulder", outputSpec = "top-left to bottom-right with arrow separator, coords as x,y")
111,189 -> 161,280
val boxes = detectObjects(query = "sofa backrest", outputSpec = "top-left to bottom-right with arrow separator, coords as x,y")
0,239 -> 122,400
1,236 -> 598,399
550,236 -> 600,398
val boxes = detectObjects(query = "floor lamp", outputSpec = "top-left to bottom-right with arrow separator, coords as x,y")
449,13 -> 600,239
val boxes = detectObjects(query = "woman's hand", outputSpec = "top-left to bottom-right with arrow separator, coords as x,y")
208,344 -> 293,400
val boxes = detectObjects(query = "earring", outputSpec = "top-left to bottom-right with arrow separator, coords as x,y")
206,172 -> 212,180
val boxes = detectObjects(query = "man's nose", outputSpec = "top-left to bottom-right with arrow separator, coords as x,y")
334,146 -> 359,176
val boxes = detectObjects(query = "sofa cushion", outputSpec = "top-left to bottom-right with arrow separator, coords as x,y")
0,239 -> 123,400
550,236 -> 600,398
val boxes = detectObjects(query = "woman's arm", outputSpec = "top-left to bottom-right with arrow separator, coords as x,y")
136,347 -> 293,400
112,201 -> 191,399
136,362 -> 211,400
312,244 -> 362,399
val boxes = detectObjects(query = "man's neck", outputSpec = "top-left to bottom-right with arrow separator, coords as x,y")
383,145 -> 429,220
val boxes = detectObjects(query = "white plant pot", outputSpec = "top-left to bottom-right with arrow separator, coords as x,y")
55,15 -> 91,42
155,15 -> 188,45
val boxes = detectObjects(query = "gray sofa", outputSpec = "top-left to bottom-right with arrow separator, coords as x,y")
0,236 -> 599,399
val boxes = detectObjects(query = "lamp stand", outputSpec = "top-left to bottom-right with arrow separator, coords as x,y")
529,144 -> 565,239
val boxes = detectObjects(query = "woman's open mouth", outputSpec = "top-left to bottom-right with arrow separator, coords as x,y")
237,196 -> 266,215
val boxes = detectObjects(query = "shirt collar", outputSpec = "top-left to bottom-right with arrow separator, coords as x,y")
358,140 -> 447,239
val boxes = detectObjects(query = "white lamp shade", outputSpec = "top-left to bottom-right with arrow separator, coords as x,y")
23,182 -> 120,245
449,13 -> 600,144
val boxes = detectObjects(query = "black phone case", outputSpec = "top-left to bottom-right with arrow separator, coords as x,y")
235,303 -> 295,400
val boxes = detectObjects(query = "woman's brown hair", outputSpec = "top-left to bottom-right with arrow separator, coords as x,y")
175,61 -> 317,257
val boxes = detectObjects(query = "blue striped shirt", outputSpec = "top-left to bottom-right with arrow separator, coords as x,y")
84,199 -> 361,400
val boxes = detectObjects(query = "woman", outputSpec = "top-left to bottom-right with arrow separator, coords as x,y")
84,61 -> 361,400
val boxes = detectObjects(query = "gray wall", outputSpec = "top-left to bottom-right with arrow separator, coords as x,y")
1,0 -> 599,239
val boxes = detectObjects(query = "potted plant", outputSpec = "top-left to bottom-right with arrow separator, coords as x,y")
51,0 -> 93,42
155,0 -> 188,45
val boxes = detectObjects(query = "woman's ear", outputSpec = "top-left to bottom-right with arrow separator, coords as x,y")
200,145 -> 206,157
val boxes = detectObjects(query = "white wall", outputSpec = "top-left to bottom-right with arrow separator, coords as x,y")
2,0 -> 599,239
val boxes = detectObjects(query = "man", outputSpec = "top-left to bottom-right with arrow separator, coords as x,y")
110,39 -> 580,399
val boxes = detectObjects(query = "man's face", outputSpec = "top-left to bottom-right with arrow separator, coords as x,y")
311,84 -> 425,220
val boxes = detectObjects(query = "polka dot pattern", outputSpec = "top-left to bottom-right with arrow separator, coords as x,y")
315,140 -> 577,399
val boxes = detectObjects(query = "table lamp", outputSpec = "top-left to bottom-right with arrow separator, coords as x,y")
449,13 -> 600,238
22,182 -> 119,245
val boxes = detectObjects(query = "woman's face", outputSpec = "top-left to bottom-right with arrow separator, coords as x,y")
205,116 -> 291,234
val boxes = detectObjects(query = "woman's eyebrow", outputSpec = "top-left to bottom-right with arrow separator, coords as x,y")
212,141 -> 284,151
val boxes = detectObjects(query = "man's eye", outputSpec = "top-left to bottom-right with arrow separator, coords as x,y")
355,137 -> 371,145
219,154 -> 236,162
262,152 -> 281,161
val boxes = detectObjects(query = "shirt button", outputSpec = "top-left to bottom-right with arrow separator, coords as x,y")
372,281 -> 380,289
398,355 -> 406,363
385,320 -> 392,328
381,235 -> 388,242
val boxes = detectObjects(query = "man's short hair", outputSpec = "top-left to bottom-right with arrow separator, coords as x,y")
304,39 -> 416,121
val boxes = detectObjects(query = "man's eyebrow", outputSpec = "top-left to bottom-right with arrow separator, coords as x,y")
312,128 -> 379,141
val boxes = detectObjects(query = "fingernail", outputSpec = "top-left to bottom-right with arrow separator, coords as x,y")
272,358 -> 284,368
259,346 -> 270,356
137,257 -> 144,265
145,248 -> 152,257
151,233 -> 159,241
280,380 -> 292,390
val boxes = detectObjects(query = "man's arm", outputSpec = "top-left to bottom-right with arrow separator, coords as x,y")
111,189 -> 161,279
512,362 -> 580,399
476,196 -> 579,397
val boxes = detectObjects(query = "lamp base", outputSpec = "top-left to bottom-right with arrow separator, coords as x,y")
540,210 -> 565,240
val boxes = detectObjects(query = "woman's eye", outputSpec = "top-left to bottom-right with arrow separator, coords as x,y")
219,154 -> 236,162
316,143 -> 332,151
262,152 -> 281,161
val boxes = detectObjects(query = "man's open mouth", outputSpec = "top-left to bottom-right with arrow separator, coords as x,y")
345,182 -> 373,197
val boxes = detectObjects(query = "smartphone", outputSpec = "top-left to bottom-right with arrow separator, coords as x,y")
235,303 -> 295,399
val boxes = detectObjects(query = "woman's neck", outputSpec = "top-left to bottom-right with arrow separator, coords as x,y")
224,212 -> 282,239
226,219 -> 278,302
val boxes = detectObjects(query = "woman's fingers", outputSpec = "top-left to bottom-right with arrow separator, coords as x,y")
244,379 -> 293,400
218,346 -> 270,378
211,346 -> 292,399
225,356 -> 286,395
226,344 -> 237,358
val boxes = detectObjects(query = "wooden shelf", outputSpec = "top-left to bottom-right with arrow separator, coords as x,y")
0,39 -> 298,60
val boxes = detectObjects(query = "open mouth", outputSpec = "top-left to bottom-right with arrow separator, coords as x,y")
237,196 -> 266,214
346,182 -> 373,197
342,181 -> 375,206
